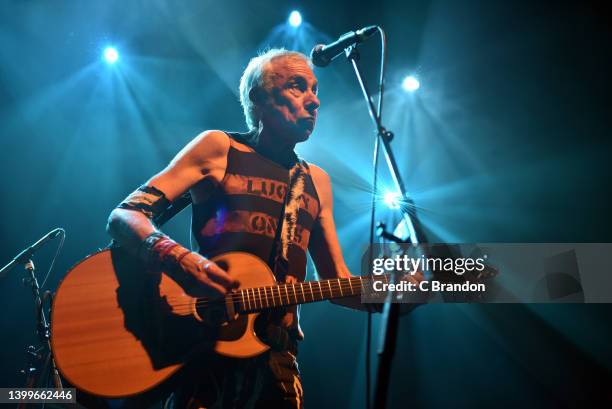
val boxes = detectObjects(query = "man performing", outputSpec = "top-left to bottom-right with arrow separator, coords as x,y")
107,48 -> 421,409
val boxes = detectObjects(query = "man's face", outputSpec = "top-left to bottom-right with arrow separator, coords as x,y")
258,57 -> 320,143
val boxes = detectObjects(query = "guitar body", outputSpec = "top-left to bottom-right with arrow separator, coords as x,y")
51,249 -> 274,398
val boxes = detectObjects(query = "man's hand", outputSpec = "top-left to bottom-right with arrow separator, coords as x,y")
177,252 -> 240,297
401,270 -> 426,287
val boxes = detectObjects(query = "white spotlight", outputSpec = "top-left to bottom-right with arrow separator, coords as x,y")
383,192 -> 402,210
288,11 -> 302,27
402,75 -> 420,92
103,47 -> 119,64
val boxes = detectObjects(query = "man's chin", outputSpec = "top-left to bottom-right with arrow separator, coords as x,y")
295,130 -> 312,143
276,123 -> 313,144
296,124 -> 314,142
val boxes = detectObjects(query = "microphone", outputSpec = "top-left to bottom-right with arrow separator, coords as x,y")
310,25 -> 378,67
15,228 -> 64,261
0,228 -> 65,276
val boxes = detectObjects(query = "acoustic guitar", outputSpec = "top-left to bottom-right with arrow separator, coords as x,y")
50,248 -> 385,398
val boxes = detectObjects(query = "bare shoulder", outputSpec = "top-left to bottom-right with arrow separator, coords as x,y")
307,162 -> 331,185
306,162 -> 333,205
146,130 -> 230,201
172,129 -> 230,165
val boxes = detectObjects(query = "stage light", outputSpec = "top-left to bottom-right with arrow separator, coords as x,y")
383,192 -> 403,210
288,11 -> 302,27
402,75 -> 420,92
103,47 -> 119,64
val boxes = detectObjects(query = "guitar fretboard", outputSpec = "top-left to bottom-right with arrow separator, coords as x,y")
231,274 -> 391,313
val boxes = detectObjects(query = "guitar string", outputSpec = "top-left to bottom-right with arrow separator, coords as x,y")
169,280 -> 372,303
163,278 -> 391,313
166,279 -> 378,305
167,276 -> 389,304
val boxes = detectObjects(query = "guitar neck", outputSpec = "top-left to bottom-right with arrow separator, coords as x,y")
232,274 -> 390,313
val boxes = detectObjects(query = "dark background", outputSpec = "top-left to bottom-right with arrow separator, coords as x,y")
1,0 -> 611,408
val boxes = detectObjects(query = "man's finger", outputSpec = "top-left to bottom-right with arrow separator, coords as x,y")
205,262 -> 240,289
199,277 -> 228,297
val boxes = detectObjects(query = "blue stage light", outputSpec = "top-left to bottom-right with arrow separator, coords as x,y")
288,11 -> 302,27
402,75 -> 420,92
103,47 -> 119,64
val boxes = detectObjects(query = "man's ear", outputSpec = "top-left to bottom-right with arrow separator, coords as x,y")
249,87 -> 268,122
249,86 -> 267,104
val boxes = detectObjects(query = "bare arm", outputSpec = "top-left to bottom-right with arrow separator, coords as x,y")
107,130 -> 238,296
308,165 -> 369,311
308,165 -> 423,312
107,130 -> 228,245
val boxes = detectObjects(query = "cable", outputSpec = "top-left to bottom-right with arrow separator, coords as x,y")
40,229 -> 66,289
366,25 -> 387,409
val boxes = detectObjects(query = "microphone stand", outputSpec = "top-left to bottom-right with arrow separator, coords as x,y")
1,231 -> 65,394
20,260 -> 64,392
343,45 -> 427,409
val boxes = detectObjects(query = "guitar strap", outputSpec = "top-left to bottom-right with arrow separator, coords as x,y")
269,160 -> 307,283
261,160 -> 306,351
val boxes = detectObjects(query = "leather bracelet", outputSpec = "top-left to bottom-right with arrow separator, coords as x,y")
155,239 -> 180,262
139,232 -> 168,267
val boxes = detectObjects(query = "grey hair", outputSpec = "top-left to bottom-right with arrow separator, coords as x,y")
239,48 -> 312,130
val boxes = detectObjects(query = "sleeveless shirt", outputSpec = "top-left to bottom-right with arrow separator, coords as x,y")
191,131 -> 321,339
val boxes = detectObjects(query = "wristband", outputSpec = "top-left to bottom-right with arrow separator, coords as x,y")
139,232 -> 168,266
140,232 -> 190,270
175,249 -> 193,266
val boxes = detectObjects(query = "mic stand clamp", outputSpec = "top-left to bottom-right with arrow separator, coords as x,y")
376,222 -> 408,244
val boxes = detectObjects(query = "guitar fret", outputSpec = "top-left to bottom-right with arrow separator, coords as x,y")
260,287 -> 264,308
265,287 -> 271,308
284,284 -> 290,305
300,283 -> 305,303
276,285 -> 281,307
308,282 -> 313,302
327,280 -> 333,298
348,277 -> 354,294
292,284 -> 298,304
264,287 -> 268,308
260,287 -> 265,308
241,290 -> 246,312
337,278 -> 343,297
269,285 -> 273,306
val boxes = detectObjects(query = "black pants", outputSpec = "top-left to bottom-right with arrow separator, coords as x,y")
166,349 -> 304,409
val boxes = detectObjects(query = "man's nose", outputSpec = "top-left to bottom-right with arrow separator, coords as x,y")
305,92 -> 320,113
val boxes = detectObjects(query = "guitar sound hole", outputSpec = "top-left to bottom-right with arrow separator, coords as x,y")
195,300 -> 227,325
